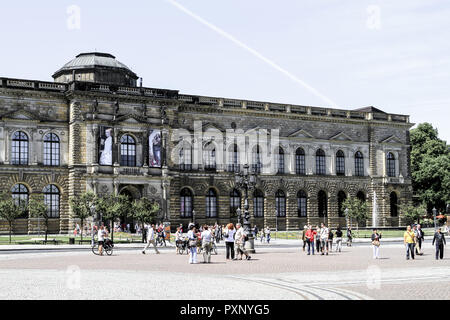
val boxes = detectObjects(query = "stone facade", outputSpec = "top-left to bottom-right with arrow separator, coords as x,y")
0,53 -> 413,234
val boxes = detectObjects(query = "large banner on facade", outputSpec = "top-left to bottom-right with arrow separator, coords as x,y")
149,129 -> 162,167
99,126 -> 113,165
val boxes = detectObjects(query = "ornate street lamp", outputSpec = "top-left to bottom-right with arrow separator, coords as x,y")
192,210 -> 196,225
235,163 -> 258,253
236,208 -> 242,225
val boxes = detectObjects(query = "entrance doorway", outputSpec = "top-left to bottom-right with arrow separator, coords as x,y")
119,185 -> 142,233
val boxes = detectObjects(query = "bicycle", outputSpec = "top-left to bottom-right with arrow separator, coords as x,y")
92,238 -> 114,256
156,234 -> 166,247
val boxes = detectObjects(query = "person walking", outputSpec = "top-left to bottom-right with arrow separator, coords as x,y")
224,223 -> 236,260
175,227 -> 183,254
415,224 -> 424,255
328,228 -> 334,252
265,227 -> 271,244
187,224 -> 198,264
301,225 -> 307,252
201,225 -> 213,263
260,228 -> 265,243
371,228 -> 381,259
335,227 -> 343,252
404,225 -> 416,260
432,227 -> 446,260
347,227 -> 353,247
142,224 -> 160,255
319,223 -> 329,255
234,223 -> 251,260
315,225 -> 321,253
305,225 -> 316,255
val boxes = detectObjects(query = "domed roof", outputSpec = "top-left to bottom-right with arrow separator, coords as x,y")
53,52 -> 138,86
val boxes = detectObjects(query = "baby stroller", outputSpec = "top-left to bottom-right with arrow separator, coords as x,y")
176,237 -> 189,255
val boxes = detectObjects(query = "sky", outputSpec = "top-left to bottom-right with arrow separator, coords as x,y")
0,0 -> 449,142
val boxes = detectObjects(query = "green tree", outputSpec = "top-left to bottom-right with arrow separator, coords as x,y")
131,198 -> 159,243
28,194 -> 50,242
343,196 -> 368,237
103,194 -> 131,241
0,193 -> 25,244
399,203 -> 427,225
410,123 -> 450,212
69,191 -> 96,243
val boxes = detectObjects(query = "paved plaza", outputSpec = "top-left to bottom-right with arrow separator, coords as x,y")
0,240 -> 448,300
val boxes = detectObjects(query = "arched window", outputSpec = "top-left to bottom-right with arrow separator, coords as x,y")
276,147 -> 285,174
318,190 -> 327,217
337,191 -> 347,217
230,189 -> 241,216
12,131 -> 29,165
206,189 -> 217,217
43,185 -> 60,218
253,189 -> 264,217
275,190 -> 286,217
180,188 -> 193,218
120,135 -> 136,167
297,190 -> 307,217
44,133 -> 60,166
252,145 -> 262,174
203,142 -> 216,171
228,144 -> 239,173
316,149 -> 326,175
295,148 -> 306,175
336,150 -> 345,176
179,145 -> 192,171
11,184 -> 29,217
357,191 -> 366,203
390,192 -> 398,217
387,152 -> 396,177
355,151 -> 364,176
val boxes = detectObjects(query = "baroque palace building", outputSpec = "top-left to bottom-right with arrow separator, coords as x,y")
0,52 -> 413,234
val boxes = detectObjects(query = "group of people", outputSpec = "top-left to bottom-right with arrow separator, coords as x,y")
403,224 -> 447,260
302,223 -> 348,255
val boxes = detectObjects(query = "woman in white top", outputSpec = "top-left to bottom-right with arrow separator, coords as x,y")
224,223 -> 236,260
187,225 -> 198,264
175,227 -> 183,254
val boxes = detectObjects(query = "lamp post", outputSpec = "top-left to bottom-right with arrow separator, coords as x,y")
345,208 -> 349,228
236,208 -> 242,225
192,210 -> 196,226
90,203 -> 96,246
433,207 -> 437,230
235,163 -> 258,253
275,209 -> 278,240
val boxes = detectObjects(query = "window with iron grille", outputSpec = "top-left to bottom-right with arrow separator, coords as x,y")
336,150 -> 345,176
44,133 -> 60,166
230,189 -> 241,216
227,144 -> 239,173
295,148 -> 306,175
316,149 -> 326,175
277,147 -> 285,174
203,143 -> 216,171
252,145 -> 262,174
43,184 -> 60,218
387,152 -> 396,177
297,190 -> 307,217
354,151 -> 364,176
179,146 -> 192,171
180,188 -> 193,218
275,190 -> 286,217
206,189 -> 217,217
120,135 -> 136,167
11,131 -> 29,165
11,184 -> 28,218
253,189 -> 264,217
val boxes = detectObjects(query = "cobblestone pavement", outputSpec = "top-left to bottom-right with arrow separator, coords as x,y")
0,242 -> 448,300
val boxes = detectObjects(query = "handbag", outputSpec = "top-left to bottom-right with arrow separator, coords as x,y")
372,240 -> 380,247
